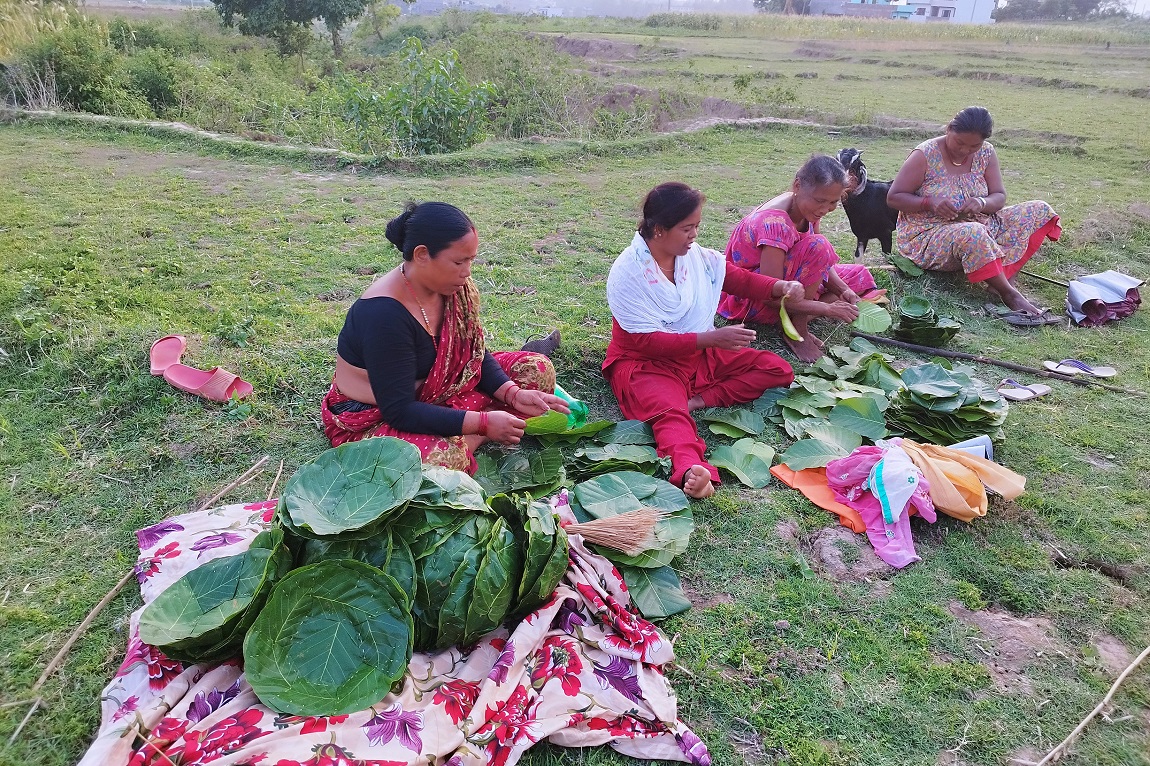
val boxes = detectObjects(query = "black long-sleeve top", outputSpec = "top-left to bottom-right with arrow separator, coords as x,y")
336,297 -> 510,435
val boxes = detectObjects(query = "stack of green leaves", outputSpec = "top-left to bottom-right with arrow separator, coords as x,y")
887,362 -> 1009,443
891,296 -> 963,347
569,442 -> 670,479
276,437 -> 423,540
570,472 -> 694,618
243,559 -> 413,716
138,528 -> 293,663
474,447 -> 565,497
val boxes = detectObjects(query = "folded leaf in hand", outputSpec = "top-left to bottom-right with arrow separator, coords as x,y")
851,300 -> 892,333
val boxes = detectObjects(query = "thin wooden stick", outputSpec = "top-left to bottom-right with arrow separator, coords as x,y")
33,570 -> 135,692
850,332 -> 1147,397
195,455 -> 270,512
1018,269 -> 1070,288
1035,644 -> 1150,766
266,459 -> 285,501
7,697 -> 41,744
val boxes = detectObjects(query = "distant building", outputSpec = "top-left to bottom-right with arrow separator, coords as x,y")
839,0 -> 994,23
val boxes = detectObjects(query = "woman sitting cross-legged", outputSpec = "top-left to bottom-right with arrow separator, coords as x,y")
886,106 -> 1061,323
321,201 -> 569,472
604,182 -> 805,499
719,154 -> 878,362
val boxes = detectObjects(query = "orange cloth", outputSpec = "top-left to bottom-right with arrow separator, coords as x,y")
899,440 -> 1026,522
770,464 -> 866,533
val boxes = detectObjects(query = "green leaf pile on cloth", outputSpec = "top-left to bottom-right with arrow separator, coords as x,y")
891,295 -> 962,347
569,471 -> 695,617
474,447 -> 566,497
81,496 -> 711,766
887,362 -> 1009,443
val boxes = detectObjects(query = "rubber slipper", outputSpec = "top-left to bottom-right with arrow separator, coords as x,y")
149,335 -> 187,376
997,378 -> 1053,402
1042,359 -> 1117,378
163,363 -> 253,402
997,310 -> 1048,327
1037,308 -> 1063,326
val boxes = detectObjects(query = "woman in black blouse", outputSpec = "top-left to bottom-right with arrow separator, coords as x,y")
321,202 -> 568,473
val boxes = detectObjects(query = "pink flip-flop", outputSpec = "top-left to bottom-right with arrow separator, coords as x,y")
163,363 -> 253,402
149,335 -> 187,376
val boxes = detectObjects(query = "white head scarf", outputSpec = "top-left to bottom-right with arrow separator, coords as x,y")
606,231 -> 727,335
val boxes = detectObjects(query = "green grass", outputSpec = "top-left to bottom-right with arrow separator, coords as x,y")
2,13 -> 1150,766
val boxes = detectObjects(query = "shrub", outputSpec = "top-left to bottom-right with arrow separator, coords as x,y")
125,47 -> 183,114
13,19 -> 150,117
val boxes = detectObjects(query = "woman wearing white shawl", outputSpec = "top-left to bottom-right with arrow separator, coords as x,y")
604,183 -> 804,499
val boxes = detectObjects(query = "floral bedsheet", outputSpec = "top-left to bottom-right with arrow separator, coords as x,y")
79,495 -> 710,766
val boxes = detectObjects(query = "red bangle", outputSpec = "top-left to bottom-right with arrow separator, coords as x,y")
478,411 -> 489,436
505,385 -> 521,405
920,196 -> 931,212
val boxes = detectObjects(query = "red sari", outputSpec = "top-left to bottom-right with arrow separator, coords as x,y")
321,280 -> 554,473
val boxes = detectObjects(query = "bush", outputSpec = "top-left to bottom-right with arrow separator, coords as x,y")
14,19 -> 150,117
125,47 -> 183,114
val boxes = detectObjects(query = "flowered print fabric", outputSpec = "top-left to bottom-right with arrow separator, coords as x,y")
80,496 -> 709,766
895,139 -> 1060,283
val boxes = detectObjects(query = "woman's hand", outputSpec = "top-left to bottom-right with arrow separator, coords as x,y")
773,280 -> 806,302
957,196 -> 985,217
486,410 -> 527,445
925,196 -> 960,220
511,388 -> 570,417
839,288 -> 860,305
822,301 -> 860,322
701,324 -> 757,350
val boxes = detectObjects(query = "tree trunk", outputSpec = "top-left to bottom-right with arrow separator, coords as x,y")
329,23 -> 343,59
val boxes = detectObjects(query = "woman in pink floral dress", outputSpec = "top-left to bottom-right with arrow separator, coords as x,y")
888,106 -> 1062,321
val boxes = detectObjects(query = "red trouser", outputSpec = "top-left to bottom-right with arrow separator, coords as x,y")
603,346 -> 793,487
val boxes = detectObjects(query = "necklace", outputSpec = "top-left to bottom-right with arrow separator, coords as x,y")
943,143 -> 965,167
399,263 -> 437,349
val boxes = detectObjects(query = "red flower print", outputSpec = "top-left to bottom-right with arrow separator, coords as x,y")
135,542 -> 181,582
473,685 -> 540,766
130,717 -> 189,766
112,695 -> 139,722
118,638 -> 184,690
530,637 -> 584,697
433,679 -> 480,725
271,713 -> 350,734
273,743 -> 405,766
180,708 -> 267,764
586,715 -> 660,737
244,500 -> 279,523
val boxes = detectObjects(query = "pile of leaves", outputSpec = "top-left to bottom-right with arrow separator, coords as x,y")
891,296 -> 963,347
137,435 -> 696,716
887,362 -> 1009,443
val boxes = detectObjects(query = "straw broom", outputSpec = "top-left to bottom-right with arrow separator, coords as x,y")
561,507 -> 664,556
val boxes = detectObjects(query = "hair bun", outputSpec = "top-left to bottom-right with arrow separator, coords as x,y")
385,202 -> 419,250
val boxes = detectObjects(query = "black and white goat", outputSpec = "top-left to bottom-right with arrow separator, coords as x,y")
837,148 -> 900,261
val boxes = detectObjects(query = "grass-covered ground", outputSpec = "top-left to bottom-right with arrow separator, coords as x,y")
2,13 -> 1150,766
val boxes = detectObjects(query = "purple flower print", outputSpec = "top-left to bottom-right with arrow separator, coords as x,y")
136,520 -> 184,549
187,680 -> 242,723
488,639 -> 516,684
190,532 -> 245,556
363,704 -> 424,752
593,655 -> 643,702
677,729 -> 712,765
556,598 -> 589,633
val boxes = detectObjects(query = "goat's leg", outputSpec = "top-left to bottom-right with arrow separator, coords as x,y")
854,238 -> 866,261
879,232 -> 893,255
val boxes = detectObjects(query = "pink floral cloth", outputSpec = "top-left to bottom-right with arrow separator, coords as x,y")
80,496 -> 709,766
894,138 -> 1060,283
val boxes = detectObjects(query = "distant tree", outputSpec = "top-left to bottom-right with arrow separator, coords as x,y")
753,0 -> 812,13
994,0 -> 1129,20
211,0 -> 411,57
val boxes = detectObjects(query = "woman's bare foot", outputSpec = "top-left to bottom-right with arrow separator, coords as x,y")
682,465 -> 716,499
783,317 -> 824,362
687,395 -> 705,412
987,275 -> 1042,315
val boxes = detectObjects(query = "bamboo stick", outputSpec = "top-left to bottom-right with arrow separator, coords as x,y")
1035,644 -> 1150,765
850,332 -> 1146,397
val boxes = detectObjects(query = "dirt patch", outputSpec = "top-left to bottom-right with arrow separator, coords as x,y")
804,525 -> 892,582
316,287 -> 356,302
550,35 -> 643,62
1008,746 -> 1046,766
948,602 -> 1060,694
1090,634 -> 1135,676
774,519 -> 800,544
680,578 -> 735,610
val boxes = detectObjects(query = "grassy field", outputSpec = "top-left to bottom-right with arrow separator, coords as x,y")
2,13 -> 1150,766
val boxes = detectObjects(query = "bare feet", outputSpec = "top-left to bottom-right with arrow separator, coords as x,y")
783,317 -> 824,362
987,275 -> 1042,315
682,465 -> 716,499
687,395 -> 705,412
